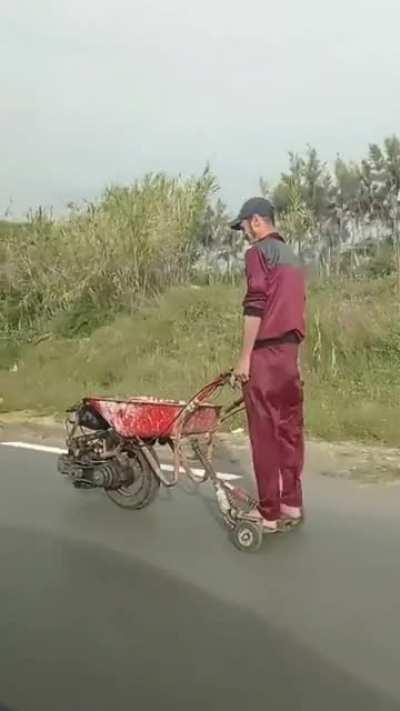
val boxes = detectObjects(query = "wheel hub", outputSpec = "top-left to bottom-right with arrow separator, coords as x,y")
238,527 -> 255,547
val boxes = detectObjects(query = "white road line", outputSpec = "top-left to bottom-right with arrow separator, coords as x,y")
0,441 -> 241,481
1,442 -> 65,455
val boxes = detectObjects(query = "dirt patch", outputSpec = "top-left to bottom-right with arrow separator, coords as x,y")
314,441 -> 400,484
0,412 -> 65,444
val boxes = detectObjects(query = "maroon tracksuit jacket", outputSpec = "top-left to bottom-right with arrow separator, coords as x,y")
242,233 -> 306,521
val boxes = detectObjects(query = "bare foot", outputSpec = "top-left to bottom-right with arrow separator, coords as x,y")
246,508 -> 279,532
280,504 -> 302,520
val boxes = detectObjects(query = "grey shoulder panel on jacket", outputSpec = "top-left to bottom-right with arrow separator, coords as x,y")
255,237 -> 299,268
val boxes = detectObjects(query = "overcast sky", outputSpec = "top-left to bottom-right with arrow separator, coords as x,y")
2,0 -> 400,217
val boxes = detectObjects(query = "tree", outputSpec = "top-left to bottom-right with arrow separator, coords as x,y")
277,178 -> 315,258
271,145 -> 333,223
334,157 -> 361,211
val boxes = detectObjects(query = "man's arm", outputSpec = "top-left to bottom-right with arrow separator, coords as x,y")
234,247 -> 267,382
234,315 -> 262,383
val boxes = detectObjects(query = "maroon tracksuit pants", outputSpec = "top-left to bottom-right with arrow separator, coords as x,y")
243,344 -> 304,521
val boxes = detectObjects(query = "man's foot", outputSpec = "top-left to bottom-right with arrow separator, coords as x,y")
280,504 -> 304,529
280,504 -> 303,520
246,508 -> 279,532
261,519 -> 279,533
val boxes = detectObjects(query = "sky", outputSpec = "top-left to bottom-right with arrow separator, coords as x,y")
2,0 -> 400,217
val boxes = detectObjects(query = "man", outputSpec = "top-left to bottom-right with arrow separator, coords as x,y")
231,197 -> 306,533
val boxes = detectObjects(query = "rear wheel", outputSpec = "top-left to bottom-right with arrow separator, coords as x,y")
106,449 -> 160,510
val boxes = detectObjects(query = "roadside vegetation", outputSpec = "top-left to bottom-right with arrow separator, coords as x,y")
1,138 -> 400,445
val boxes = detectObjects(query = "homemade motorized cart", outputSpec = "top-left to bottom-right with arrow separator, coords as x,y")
58,373 -> 298,552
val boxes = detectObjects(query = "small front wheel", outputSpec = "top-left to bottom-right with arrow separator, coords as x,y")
231,520 -> 262,553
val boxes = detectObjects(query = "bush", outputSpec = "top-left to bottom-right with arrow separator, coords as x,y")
0,171 -> 217,337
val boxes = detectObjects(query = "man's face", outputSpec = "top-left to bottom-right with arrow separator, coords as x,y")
241,217 -> 257,243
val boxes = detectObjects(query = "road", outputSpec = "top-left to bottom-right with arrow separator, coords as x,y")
1,442 -> 400,710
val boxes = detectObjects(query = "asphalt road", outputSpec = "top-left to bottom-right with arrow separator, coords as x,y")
1,444 -> 400,711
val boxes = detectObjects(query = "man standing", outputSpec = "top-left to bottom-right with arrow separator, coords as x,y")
231,197 -> 306,533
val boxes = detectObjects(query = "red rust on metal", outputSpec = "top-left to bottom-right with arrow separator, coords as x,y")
84,397 -> 221,439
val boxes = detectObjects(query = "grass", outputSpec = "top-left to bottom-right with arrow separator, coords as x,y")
1,277 -> 400,446
0,285 -> 240,408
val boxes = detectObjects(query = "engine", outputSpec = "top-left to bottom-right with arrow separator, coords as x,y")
58,405 -> 135,489
58,448 -> 135,489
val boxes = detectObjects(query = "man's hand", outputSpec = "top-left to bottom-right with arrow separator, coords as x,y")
234,315 -> 261,386
234,356 -> 251,384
